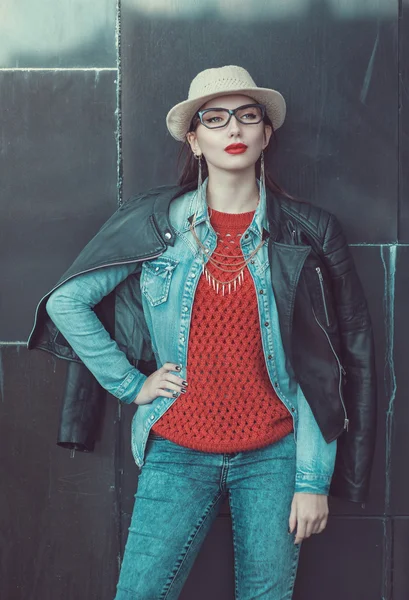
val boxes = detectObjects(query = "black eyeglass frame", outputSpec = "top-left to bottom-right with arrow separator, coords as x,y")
193,103 -> 266,130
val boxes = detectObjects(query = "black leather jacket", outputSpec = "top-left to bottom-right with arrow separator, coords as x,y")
27,183 -> 377,503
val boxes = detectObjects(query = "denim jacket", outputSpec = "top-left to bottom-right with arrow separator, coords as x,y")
46,178 -> 336,495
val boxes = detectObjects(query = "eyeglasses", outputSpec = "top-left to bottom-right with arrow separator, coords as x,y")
194,103 -> 266,130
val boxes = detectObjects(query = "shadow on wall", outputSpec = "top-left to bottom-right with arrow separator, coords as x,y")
0,0 -> 396,68
0,0 -> 117,67
124,0 -> 395,19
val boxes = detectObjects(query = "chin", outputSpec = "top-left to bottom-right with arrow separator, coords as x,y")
221,156 -> 255,168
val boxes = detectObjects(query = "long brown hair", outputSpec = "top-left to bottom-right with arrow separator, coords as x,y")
176,112 -> 295,200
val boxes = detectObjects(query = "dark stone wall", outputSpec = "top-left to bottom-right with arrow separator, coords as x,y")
1,1 -> 407,598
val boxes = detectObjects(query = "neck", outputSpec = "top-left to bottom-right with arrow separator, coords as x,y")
205,165 -> 260,214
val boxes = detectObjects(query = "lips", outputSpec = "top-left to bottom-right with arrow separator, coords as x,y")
224,143 -> 248,154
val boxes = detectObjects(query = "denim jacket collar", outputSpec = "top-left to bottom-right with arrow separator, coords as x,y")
181,177 -> 270,240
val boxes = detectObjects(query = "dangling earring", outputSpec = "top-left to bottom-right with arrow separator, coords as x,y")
193,152 -> 206,212
194,153 -> 203,190
260,150 -> 266,201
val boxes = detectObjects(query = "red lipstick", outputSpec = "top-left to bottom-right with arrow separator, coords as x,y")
224,143 -> 248,154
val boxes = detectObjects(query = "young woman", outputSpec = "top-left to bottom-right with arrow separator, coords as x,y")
33,65 -> 377,599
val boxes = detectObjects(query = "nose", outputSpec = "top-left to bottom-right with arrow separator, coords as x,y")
226,113 -> 241,137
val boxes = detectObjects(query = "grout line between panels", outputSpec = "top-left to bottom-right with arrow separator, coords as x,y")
381,519 -> 392,599
217,513 -> 409,520
116,0 -> 123,207
381,244 -> 397,515
397,0 -> 402,243
0,347 -> 4,402
114,0 -> 124,577
350,243 -> 409,247
379,243 -> 397,600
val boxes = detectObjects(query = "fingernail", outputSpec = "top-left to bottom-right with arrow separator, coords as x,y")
182,380 -> 188,386
175,365 -> 181,372
172,391 -> 178,397
181,387 -> 187,393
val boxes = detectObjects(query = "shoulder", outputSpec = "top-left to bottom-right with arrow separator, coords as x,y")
118,184 -> 182,212
277,194 -> 342,243
116,183 -> 195,221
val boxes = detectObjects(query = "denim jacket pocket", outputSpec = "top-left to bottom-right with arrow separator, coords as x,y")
141,256 -> 179,306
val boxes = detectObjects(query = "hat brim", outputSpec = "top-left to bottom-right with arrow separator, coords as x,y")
166,87 -> 286,141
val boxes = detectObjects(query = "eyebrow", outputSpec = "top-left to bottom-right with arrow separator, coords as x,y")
200,103 -> 257,111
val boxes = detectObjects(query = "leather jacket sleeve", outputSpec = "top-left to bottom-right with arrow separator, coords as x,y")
57,361 -> 105,452
323,213 -> 377,503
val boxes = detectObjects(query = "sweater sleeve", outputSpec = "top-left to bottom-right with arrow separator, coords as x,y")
45,263 -> 148,404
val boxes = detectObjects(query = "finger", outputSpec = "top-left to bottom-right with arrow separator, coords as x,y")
162,362 -> 182,372
157,378 -> 189,396
310,521 -> 320,535
295,520 -> 306,545
289,507 -> 297,534
288,495 -> 297,534
316,516 -> 328,534
155,388 -> 176,398
311,515 -> 326,534
162,373 -> 187,387
159,380 -> 186,393
304,521 -> 314,538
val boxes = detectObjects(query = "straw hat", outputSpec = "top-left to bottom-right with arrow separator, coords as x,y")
166,65 -> 286,142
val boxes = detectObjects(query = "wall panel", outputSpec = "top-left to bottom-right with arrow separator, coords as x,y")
0,0 -> 405,598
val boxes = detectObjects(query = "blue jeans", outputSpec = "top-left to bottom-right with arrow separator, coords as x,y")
114,432 -> 301,600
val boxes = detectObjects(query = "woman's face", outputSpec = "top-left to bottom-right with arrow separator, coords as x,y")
186,94 -> 272,174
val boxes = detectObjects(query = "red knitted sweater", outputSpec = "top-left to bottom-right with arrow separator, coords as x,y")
151,207 -> 293,451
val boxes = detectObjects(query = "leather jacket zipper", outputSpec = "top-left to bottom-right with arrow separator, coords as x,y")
312,306 -> 349,431
27,252 -> 164,346
316,267 -> 330,327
